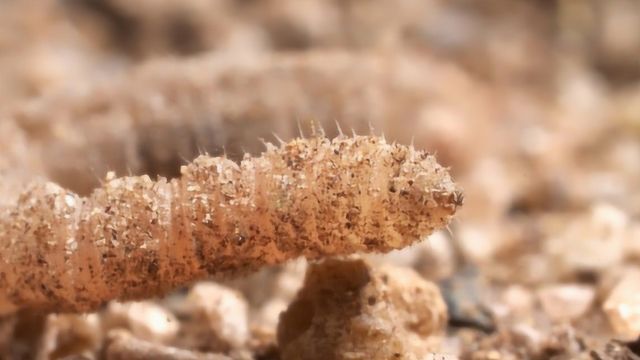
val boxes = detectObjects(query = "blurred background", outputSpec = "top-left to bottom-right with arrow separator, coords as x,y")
0,0 -> 640,359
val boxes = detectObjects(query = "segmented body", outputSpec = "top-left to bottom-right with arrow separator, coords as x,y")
0,136 -> 460,314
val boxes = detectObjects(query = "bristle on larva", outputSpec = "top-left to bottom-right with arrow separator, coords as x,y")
0,135 -> 461,314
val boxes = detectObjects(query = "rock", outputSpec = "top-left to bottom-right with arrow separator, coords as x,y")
416,231 -> 457,281
603,269 -> 640,339
501,285 -> 534,319
38,313 -> 102,359
627,222 -> 640,260
441,267 -> 495,333
368,230 -> 457,281
277,258 -> 448,360
105,330 -> 232,360
225,259 -> 307,310
510,324 -> 545,356
456,222 -> 518,266
545,204 -> 628,274
537,284 -> 595,322
103,301 -> 179,344
457,224 -> 500,264
593,338 -> 640,360
254,298 -> 289,331
180,282 -> 249,352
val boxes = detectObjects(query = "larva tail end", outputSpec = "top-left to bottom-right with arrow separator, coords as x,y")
269,135 -> 462,256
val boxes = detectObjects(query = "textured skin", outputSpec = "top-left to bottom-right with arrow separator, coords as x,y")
0,136 -> 460,313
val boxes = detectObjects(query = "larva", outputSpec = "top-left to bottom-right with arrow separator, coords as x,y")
13,51 -> 488,195
0,135 -> 460,314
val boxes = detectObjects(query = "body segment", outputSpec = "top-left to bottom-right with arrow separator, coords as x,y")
0,136 -> 461,313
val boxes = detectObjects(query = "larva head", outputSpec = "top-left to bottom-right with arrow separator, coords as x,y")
264,135 -> 462,257
379,139 -> 462,251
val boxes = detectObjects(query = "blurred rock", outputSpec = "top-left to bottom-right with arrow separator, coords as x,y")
105,330 -> 232,360
178,282 -> 249,352
38,313 -> 101,360
545,204 -> 628,275
538,325 -> 588,358
591,0 -> 640,83
456,223 -> 505,265
593,338 -> 640,360
500,285 -> 534,320
0,315 -> 17,356
226,259 -> 307,309
253,298 -> 288,332
417,231 -> 457,281
627,223 -> 640,260
614,84 -> 640,132
509,324 -> 545,357
460,158 -> 517,223
225,260 -> 306,335
103,301 -> 179,344
603,269 -> 640,339
441,267 -> 495,334
537,284 -> 595,322
57,355 -> 96,360
367,230 -> 457,281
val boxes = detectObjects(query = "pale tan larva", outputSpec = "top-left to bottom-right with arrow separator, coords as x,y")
0,135 -> 460,314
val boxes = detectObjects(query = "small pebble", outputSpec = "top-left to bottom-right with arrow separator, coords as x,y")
103,301 -> 179,343
441,267 -> 495,333
39,313 -> 102,359
546,204 -> 628,274
183,282 -> 249,350
537,284 -> 595,322
501,285 -> 534,319
603,269 -> 640,339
